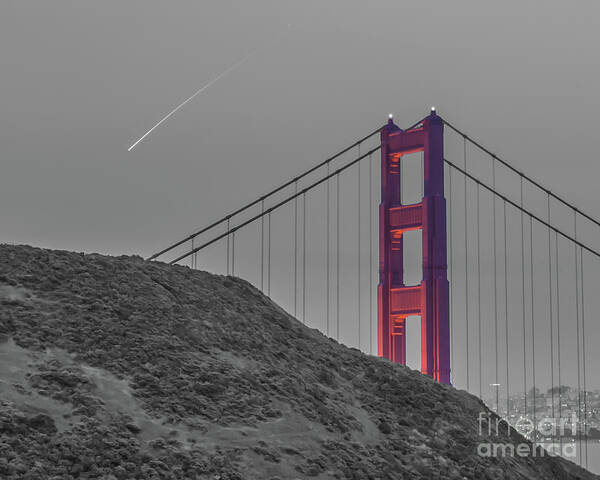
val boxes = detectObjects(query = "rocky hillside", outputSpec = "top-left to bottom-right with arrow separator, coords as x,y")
0,244 -> 596,480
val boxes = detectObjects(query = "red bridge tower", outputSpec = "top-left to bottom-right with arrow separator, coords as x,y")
378,110 -> 450,384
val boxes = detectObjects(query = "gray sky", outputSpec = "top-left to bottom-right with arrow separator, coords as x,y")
1,1 -> 599,396
1,0 -> 598,255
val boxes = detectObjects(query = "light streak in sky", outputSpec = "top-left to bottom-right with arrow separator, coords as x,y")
128,49 -> 257,152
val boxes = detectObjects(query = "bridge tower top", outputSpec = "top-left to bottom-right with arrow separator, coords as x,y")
378,110 -> 450,384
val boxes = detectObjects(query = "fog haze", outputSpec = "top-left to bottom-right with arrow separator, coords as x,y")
0,1 -> 598,257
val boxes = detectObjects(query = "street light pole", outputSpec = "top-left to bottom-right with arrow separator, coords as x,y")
490,383 -> 501,414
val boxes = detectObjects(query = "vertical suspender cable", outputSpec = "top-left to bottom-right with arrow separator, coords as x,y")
520,178 -> 528,417
231,231 -> 235,276
580,246 -> 588,468
261,200 -> 265,291
492,160 -> 499,409
358,147 -> 362,350
547,195 -> 555,430
369,153 -> 374,355
463,137 -> 470,392
448,165 -> 454,383
326,162 -> 331,336
268,211 -> 272,296
476,184 -> 482,399
574,212 -> 582,465
303,192 -> 307,324
336,174 -> 341,341
191,238 -> 194,268
530,215 -> 537,448
226,218 -> 231,275
555,230 -> 562,451
294,181 -> 298,316
503,201 -> 509,416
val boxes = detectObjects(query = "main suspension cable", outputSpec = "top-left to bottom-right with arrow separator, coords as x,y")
442,118 -> 600,232
152,117 -> 428,264
169,146 -> 382,265
147,124 -> 387,261
443,159 -> 600,260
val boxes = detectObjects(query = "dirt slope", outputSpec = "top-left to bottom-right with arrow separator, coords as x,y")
0,244 -> 596,480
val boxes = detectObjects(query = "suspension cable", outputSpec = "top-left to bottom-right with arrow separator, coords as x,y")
294,181 -> 298,317
442,118 -> 600,232
448,164 -> 454,384
580,246 -> 588,468
169,146 -> 382,265
492,158 -> 499,409
303,191 -> 307,324
336,173 -> 341,341
463,137 -> 470,392
358,144 -> 361,349
555,230 -> 562,451
147,125 -> 388,261
530,215 -> 536,449
267,211 -> 271,296
443,159 -> 600,260
520,177 -> 527,418
226,218 -> 230,275
574,211 -> 582,465
503,200 -> 509,417
231,231 -> 235,276
547,194 -> 555,435
191,237 -> 194,269
326,162 -> 331,336
369,153 -> 374,355
476,183 -> 482,399
261,200 -> 265,291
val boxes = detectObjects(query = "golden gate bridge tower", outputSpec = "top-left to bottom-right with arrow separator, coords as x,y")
378,110 -> 451,384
